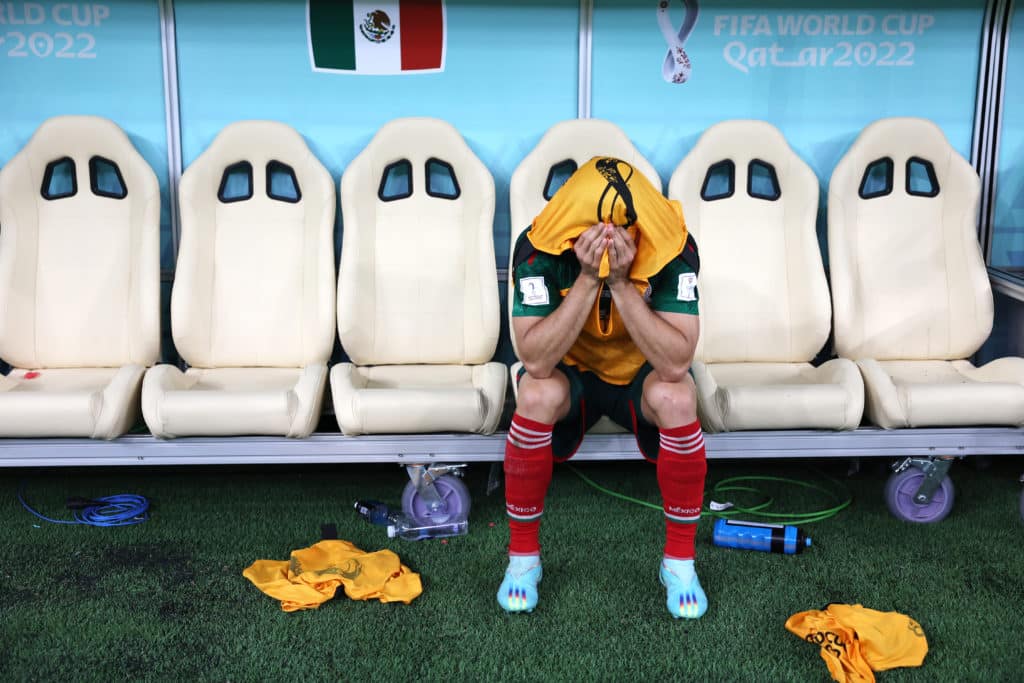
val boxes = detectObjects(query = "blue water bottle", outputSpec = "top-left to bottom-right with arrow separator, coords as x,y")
712,518 -> 811,554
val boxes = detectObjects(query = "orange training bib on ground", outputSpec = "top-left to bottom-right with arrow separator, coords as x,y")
244,539 -> 423,612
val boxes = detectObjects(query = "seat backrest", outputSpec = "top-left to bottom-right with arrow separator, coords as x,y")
828,117 -> 991,361
668,120 -> 828,363
338,117 -> 498,366
173,120 -> 336,368
0,115 -> 160,369
507,119 -> 661,357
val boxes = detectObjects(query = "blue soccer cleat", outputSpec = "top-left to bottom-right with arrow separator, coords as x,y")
497,555 -> 542,613
660,558 -> 707,619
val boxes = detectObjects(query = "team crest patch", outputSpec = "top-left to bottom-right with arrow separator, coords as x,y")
677,273 -> 697,301
360,10 -> 396,43
520,276 -> 549,306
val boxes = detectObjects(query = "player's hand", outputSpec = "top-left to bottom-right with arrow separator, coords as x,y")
574,223 -> 609,280
606,225 -> 636,285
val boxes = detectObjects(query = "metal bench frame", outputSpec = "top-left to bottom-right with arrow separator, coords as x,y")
2,427 -> 1020,467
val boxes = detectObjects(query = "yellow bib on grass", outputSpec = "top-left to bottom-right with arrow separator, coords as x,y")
785,603 -> 928,683
243,539 -> 422,612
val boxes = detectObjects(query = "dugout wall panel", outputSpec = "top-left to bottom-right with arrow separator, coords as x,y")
590,0 -> 987,257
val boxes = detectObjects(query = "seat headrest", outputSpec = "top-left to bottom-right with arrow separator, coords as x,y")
12,115 -> 146,168
346,116 -> 487,175
184,120 -> 328,184
677,119 -> 800,170
341,117 -> 493,211
179,119 -> 336,225
1,115 -> 158,204
830,117 -> 974,200
669,119 -> 818,215
836,117 -> 956,166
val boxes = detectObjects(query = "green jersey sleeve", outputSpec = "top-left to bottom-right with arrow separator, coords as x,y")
512,250 -> 563,318
648,256 -> 699,316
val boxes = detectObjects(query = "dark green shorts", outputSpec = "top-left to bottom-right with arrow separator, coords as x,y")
516,362 -> 661,462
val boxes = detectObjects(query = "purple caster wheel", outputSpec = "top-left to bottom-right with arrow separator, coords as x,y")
884,468 -> 955,524
402,474 -> 471,526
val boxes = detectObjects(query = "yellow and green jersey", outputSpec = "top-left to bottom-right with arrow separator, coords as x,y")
511,230 -> 700,386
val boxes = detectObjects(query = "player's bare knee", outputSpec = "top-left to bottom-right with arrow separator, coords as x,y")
516,374 -> 570,423
644,380 -> 697,424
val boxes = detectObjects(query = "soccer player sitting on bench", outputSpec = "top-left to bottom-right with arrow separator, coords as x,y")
499,157 -> 708,619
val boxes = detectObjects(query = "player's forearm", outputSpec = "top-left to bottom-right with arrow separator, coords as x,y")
609,280 -> 696,381
517,274 -> 601,378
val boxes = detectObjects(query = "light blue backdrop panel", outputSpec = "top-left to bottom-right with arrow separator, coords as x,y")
992,6 -> 1024,272
592,0 -> 984,198
0,0 -> 171,270
173,0 -> 580,267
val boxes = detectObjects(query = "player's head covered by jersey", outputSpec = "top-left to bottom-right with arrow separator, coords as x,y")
526,157 -> 689,280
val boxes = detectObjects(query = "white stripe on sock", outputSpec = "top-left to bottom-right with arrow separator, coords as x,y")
508,436 -> 551,450
661,434 -> 704,452
665,511 -> 701,523
661,431 -> 703,447
660,442 -> 704,456
511,422 -> 554,439
507,509 -> 544,521
661,441 -> 703,453
508,433 -> 550,447
508,430 -> 551,445
509,421 -> 553,450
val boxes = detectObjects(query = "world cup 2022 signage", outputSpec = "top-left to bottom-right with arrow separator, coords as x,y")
0,3 -> 109,60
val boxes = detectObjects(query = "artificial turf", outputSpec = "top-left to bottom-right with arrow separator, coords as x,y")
1,455 -> 1022,681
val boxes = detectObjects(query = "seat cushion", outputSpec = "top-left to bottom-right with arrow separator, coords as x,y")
0,365 -> 145,439
692,360 -> 864,433
858,358 -> 1024,428
142,364 -> 327,438
331,362 -> 507,435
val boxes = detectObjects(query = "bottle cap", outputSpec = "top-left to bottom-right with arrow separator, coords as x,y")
387,525 -> 396,538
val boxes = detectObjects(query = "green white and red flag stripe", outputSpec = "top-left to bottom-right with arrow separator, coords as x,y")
308,0 -> 446,74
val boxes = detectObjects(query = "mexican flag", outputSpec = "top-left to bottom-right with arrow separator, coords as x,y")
308,0 -> 446,74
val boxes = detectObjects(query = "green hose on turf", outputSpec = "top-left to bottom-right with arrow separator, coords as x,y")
566,465 -> 852,526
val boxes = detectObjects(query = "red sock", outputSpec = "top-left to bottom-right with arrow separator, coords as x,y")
504,413 -> 554,556
656,420 -> 707,560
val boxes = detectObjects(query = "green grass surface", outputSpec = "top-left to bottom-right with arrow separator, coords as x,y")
2,456 -> 1023,681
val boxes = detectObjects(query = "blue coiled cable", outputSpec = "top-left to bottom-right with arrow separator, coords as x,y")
18,483 -> 149,527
